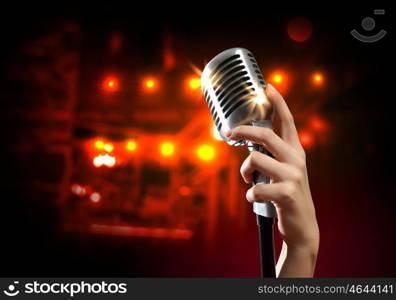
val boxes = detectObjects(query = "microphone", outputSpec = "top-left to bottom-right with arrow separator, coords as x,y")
201,47 -> 276,218
201,47 -> 276,277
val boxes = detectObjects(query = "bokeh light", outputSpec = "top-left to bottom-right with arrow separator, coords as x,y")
126,140 -> 137,152
287,17 -> 313,42
312,72 -> 324,86
299,130 -> 314,148
103,76 -> 119,92
93,154 -> 116,167
188,77 -> 201,90
196,144 -> 216,161
268,71 -> 288,93
142,77 -> 159,92
160,142 -> 175,157
90,192 -> 102,203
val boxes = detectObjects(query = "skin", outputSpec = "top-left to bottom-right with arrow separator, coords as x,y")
226,84 -> 319,277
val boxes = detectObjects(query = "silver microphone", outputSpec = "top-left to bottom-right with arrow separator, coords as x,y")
201,47 -> 276,218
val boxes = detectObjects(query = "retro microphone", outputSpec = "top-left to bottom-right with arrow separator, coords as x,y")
201,48 -> 276,277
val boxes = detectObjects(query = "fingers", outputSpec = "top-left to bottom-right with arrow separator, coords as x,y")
246,182 -> 293,204
266,84 -> 301,148
228,125 -> 298,163
240,151 -> 292,184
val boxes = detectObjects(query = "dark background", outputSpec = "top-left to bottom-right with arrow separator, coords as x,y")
0,5 -> 394,277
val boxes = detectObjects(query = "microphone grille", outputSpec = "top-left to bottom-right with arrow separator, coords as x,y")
201,48 -> 270,144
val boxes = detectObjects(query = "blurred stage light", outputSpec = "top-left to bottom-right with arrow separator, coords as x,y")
287,17 -> 313,42
143,77 -> 158,92
90,192 -> 101,203
269,71 -> 288,93
71,184 -> 86,197
126,140 -> 137,152
188,77 -> 201,90
103,76 -> 119,92
160,142 -> 175,157
312,72 -> 324,86
104,143 -> 114,153
93,154 -> 116,167
299,130 -> 314,148
179,186 -> 191,196
197,144 -> 215,161
212,124 -> 223,141
310,116 -> 328,131
95,140 -> 105,150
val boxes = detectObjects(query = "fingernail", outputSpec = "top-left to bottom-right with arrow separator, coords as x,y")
225,130 -> 233,138
246,189 -> 254,202
266,83 -> 275,92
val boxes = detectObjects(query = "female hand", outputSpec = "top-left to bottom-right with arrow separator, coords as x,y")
226,84 -> 319,277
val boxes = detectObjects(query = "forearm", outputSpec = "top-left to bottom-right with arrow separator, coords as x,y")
276,242 -> 318,278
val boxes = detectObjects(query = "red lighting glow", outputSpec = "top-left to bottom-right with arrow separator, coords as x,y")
179,186 -> 191,196
196,144 -> 216,161
90,192 -> 101,203
312,72 -> 324,86
103,76 -> 119,92
287,17 -> 313,42
269,71 -> 288,93
299,130 -> 314,148
126,140 -> 137,152
160,142 -> 175,157
71,184 -> 86,197
188,77 -> 201,90
89,224 -> 193,239
93,154 -> 116,167
310,116 -> 328,132
142,77 -> 159,92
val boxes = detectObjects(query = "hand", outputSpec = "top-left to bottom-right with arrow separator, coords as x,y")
226,84 -> 319,277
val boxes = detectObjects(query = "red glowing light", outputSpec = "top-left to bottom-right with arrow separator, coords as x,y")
142,77 -> 159,92
90,192 -> 101,203
93,154 -> 116,167
103,76 -> 119,92
312,72 -> 324,86
179,186 -> 191,196
89,224 -> 193,239
299,130 -> 314,148
71,184 -> 86,197
310,116 -> 328,132
287,17 -> 313,42
268,71 -> 288,93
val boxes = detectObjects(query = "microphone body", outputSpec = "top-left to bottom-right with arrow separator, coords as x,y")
201,48 -> 276,219
201,48 -> 277,277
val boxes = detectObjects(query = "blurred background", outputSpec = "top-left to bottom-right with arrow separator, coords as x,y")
1,5 -> 394,277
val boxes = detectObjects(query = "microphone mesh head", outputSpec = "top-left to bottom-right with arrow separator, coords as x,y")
201,48 -> 273,145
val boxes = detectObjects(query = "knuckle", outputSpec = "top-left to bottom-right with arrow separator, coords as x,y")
248,152 -> 259,168
251,186 -> 264,201
289,167 -> 304,183
281,183 -> 297,201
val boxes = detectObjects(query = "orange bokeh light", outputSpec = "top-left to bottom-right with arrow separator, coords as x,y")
196,144 -> 216,161
95,140 -> 105,150
160,142 -> 175,157
269,71 -> 288,93
299,130 -> 314,148
90,192 -> 101,203
143,77 -> 158,92
126,140 -> 137,152
309,116 -> 328,131
188,77 -> 201,90
287,17 -> 313,42
103,76 -> 119,92
71,184 -> 86,197
93,154 -> 116,167
312,72 -> 324,86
